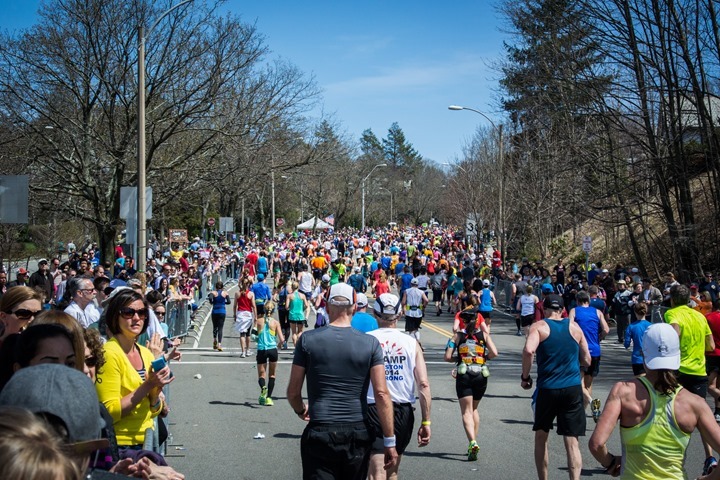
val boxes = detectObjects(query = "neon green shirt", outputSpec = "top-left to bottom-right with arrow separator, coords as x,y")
620,376 -> 689,479
665,305 -> 711,376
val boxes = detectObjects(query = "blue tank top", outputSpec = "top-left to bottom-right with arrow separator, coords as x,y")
574,306 -> 601,357
536,318 -> 581,389
479,288 -> 493,312
211,289 -> 227,315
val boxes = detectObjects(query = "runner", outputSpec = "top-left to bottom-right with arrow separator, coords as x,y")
515,285 -> 539,337
521,294 -> 591,480
707,299 -> 720,423
444,306 -> 498,461
568,291 -> 609,422
401,278 -> 428,349
233,279 -> 256,358
624,302 -> 651,376
208,280 -> 230,352
286,281 -> 309,347
589,323 -> 720,479
255,300 -> 284,406
367,293 -> 432,478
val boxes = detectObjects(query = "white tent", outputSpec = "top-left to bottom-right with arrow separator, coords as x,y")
296,216 -> 332,230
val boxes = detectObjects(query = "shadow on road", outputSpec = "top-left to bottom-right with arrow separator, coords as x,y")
499,418 -> 534,426
403,450 -> 468,462
209,400 -> 262,408
274,433 -> 302,439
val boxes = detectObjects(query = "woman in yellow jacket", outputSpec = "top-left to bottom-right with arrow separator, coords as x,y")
96,289 -> 174,447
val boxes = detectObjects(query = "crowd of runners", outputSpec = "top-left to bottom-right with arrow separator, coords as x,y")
0,224 -> 720,478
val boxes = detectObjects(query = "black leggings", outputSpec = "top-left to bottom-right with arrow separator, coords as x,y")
211,313 -> 226,343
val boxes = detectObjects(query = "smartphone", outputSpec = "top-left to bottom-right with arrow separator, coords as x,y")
151,356 -> 168,372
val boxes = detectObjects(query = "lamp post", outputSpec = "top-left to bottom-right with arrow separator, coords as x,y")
361,163 -> 387,230
448,105 -> 505,264
137,0 -> 193,273
377,187 -> 394,224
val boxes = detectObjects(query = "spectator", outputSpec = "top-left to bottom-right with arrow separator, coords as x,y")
0,406 -> 82,480
33,310 -> 87,373
28,259 -> 53,306
95,289 -> 173,450
0,286 -> 44,346
7,267 -> 29,288
611,280 -> 632,343
63,277 -> 96,328
700,272 -> 719,303
0,271 -> 6,301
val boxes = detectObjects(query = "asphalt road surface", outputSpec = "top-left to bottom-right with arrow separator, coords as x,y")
164,297 -> 712,479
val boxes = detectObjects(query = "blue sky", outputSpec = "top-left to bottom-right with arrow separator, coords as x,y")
2,0 -> 510,166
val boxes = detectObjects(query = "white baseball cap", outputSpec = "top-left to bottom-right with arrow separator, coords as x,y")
642,323 -> 680,370
327,283 -> 355,305
356,293 -> 368,308
373,293 -> 401,316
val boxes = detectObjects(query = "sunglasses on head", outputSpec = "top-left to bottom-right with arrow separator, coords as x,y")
7,309 -> 42,320
119,307 -> 148,319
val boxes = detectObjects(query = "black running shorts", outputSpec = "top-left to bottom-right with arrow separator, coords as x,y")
404,316 -> 422,332
678,372 -> 708,398
581,357 -> 601,377
520,314 -> 534,327
256,348 -> 278,364
533,385 -> 586,436
455,370 -> 488,400
367,403 -> 415,454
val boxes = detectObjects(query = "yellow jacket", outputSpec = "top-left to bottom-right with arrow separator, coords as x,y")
95,337 -> 160,446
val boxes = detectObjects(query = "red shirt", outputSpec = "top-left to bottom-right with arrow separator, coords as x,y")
706,311 -> 720,357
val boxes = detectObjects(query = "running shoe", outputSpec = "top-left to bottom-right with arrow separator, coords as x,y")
591,398 -> 602,423
246,349 -> 252,357
265,397 -> 274,406
704,456 -> 718,475
259,386 -> 268,405
516,331 -> 522,336
213,340 -> 218,350
715,412 -> 720,424
240,351 -> 246,358
467,440 -> 479,461
216,344 -> 223,352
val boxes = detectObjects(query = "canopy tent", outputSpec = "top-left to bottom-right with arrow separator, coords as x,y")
296,217 -> 332,230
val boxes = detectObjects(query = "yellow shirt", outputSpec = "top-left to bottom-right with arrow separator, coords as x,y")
665,305 -> 711,376
96,338 -> 160,446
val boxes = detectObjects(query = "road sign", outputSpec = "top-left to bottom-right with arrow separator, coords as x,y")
276,217 -> 285,227
219,217 -> 234,232
582,235 -> 592,253
207,217 -> 215,227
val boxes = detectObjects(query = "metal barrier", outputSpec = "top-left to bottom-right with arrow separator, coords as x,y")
650,305 -> 669,323
494,279 -> 514,308
165,299 -> 191,339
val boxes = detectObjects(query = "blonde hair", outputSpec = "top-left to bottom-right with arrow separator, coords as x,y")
0,407 -> 81,480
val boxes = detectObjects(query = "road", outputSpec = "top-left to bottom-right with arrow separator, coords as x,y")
163,294 -> 712,479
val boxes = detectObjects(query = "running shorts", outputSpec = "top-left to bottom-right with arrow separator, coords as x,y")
533,385 -> 586,436
256,348 -> 278,364
367,403 -> 414,454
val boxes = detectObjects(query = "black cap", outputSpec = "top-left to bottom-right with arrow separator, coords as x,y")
543,294 -> 564,310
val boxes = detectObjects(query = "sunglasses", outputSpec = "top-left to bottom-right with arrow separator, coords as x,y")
154,310 -> 166,317
7,309 -> 42,320
119,308 -> 148,319
85,356 -> 98,368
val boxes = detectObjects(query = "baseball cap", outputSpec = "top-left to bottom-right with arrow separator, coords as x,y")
690,284 -> 698,290
482,279 -> 490,286
353,266 -> 360,273
617,279 -> 627,285
543,294 -> 564,310
38,258 -> 48,265
321,274 -> 331,283
374,293 -> 401,316
257,273 -> 265,280
541,284 -> 554,294
601,268 -> 609,273
411,278 -> 419,285
631,267 -> 639,273
0,364 -> 109,453
642,323 -> 680,370
356,292 -> 368,308
17,268 -> 28,275
327,283 -> 356,305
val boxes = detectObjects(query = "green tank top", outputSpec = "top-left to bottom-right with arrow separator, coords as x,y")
257,320 -> 277,351
289,291 -> 305,321
619,376 -> 689,479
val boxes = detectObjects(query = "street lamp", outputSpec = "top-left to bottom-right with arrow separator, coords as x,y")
361,163 -> 387,230
448,104 -> 505,264
137,0 -> 193,273
377,187 -> 394,224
